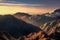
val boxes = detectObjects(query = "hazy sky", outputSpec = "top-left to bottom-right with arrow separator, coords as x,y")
0,0 -> 60,15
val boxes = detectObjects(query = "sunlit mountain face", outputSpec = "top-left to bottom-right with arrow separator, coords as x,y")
13,9 -> 60,40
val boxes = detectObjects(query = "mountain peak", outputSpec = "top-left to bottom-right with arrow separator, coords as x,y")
54,9 -> 60,13
14,12 -> 31,17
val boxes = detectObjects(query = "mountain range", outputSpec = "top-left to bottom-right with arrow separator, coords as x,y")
0,9 -> 60,40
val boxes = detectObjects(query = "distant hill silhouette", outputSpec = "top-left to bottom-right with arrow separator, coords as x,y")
14,12 -> 31,17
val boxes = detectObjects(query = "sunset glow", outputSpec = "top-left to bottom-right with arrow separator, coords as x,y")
0,6 -> 54,15
0,0 -> 60,15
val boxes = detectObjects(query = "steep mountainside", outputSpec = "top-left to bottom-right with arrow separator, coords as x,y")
0,15 -> 41,38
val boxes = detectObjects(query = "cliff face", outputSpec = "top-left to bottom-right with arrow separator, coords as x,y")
12,10 -> 60,40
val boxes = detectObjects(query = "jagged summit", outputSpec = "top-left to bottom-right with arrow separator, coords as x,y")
52,9 -> 60,16
54,9 -> 60,13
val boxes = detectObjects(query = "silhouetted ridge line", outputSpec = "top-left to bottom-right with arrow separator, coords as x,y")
14,12 -> 31,17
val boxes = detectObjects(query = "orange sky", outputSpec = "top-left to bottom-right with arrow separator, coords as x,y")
0,6 -> 55,15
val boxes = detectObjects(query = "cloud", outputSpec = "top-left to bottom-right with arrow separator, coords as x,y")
0,3 -> 45,8
0,0 -> 4,2
2,0 -> 60,4
0,0 -> 60,9
0,0 -> 2,1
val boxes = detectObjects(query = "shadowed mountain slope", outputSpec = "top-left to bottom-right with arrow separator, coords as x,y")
0,15 -> 41,38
